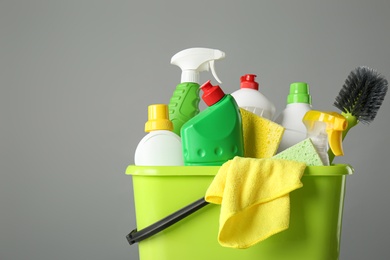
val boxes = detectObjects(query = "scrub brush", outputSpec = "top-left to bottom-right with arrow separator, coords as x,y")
328,66 -> 388,164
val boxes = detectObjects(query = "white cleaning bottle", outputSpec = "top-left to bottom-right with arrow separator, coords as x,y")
134,104 -> 183,166
274,82 -> 312,152
231,74 -> 276,120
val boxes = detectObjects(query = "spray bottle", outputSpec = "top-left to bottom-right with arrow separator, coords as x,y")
180,80 -> 244,166
231,74 -> 276,119
169,48 -> 225,136
303,110 -> 347,166
134,104 -> 183,166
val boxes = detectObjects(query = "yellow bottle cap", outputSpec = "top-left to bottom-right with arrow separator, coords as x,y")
303,110 -> 348,156
144,104 -> 173,132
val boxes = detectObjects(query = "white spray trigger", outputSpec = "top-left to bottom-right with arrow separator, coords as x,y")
209,60 -> 222,84
171,48 -> 225,84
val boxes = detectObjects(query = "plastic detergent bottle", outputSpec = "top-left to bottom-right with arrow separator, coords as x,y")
180,80 -> 244,166
231,74 -> 276,119
274,82 -> 312,152
169,47 -> 225,136
134,104 -> 183,166
303,110 -> 347,165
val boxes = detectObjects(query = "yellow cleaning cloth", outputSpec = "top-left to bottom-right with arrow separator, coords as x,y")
205,156 -> 306,249
239,108 -> 284,158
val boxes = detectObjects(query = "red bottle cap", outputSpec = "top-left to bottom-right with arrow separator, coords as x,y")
200,80 -> 225,106
240,74 -> 259,90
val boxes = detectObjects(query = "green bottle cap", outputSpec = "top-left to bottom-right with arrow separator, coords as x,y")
287,82 -> 312,104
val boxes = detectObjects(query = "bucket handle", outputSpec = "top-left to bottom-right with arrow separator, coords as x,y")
126,197 -> 209,245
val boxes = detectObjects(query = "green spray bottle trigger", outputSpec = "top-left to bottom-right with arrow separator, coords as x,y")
168,48 -> 225,135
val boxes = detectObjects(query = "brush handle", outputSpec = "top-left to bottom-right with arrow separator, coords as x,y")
328,112 -> 358,164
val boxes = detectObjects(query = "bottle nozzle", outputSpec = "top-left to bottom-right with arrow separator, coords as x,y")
200,80 -> 225,106
240,74 -> 259,90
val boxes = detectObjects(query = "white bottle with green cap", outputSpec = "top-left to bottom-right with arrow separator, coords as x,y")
134,104 -> 183,166
274,82 -> 312,152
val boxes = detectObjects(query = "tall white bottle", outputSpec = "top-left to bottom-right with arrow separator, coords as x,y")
231,74 -> 276,120
134,104 -> 183,166
274,82 -> 312,153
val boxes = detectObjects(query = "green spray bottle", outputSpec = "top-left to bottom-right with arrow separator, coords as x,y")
169,48 -> 225,136
181,80 -> 244,166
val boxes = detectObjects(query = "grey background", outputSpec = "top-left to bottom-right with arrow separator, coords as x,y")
1,0 -> 389,259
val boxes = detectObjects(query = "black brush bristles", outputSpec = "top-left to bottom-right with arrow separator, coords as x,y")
334,66 -> 388,124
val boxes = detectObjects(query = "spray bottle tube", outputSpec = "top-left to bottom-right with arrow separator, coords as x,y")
168,48 -> 225,136
303,110 -> 347,165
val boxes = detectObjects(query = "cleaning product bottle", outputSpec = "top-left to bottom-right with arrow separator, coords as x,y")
134,104 -> 183,166
274,82 -> 312,152
169,47 -> 225,136
231,74 -> 276,119
303,110 -> 347,165
180,80 -> 244,166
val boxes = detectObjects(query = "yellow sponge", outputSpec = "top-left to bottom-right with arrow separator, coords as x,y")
240,108 -> 284,158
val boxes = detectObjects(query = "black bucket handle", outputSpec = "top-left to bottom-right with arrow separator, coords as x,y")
126,197 -> 209,245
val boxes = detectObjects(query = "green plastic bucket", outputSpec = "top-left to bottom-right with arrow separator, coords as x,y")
126,164 -> 353,260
